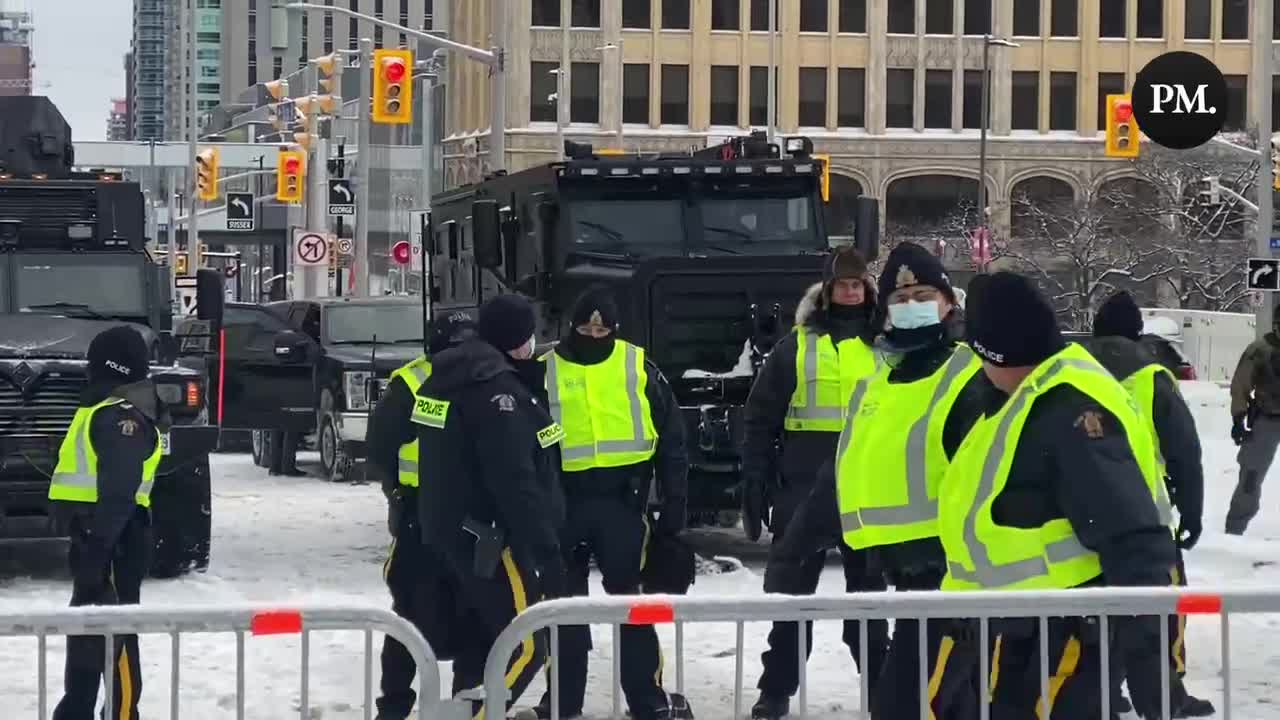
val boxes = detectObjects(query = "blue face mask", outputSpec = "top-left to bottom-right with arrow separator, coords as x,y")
888,300 -> 941,330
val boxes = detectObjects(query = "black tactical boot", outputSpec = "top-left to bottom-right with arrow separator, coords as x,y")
1173,694 -> 1216,718
750,693 -> 789,720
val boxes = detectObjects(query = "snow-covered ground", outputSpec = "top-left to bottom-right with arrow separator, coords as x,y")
1,381 -> 1278,718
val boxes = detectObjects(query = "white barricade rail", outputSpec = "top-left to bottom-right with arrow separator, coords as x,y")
480,587 -> 1266,720
0,603 -> 441,720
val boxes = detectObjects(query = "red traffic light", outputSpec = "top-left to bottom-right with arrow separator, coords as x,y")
1114,100 -> 1133,123
284,157 -> 301,173
382,57 -> 407,83
391,240 -> 412,265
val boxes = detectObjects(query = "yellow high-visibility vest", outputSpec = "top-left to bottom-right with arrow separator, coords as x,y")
939,343 -> 1163,591
49,397 -> 161,508
543,340 -> 658,471
390,356 -> 432,488
785,331 -> 879,432
1119,363 -> 1178,527
836,346 -> 981,549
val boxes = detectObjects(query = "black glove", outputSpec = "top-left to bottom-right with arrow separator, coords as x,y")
1231,413 -> 1250,446
386,488 -> 410,537
1177,515 -> 1202,550
73,532 -> 111,593
655,496 -> 687,537
741,467 -> 772,542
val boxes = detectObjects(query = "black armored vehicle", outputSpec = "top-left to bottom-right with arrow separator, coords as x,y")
427,134 -> 878,524
0,96 -> 224,576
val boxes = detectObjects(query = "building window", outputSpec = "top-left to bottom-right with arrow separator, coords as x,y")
800,0 -> 827,32
201,65 -> 219,78
572,0 -> 600,28
962,69 -> 983,129
663,1 -> 690,29
886,68 -> 913,128
197,82 -> 221,94
273,56 -> 283,79
887,2 -> 913,33
661,65 -> 689,124
710,66 -> 739,124
749,66 -> 769,125
623,63 -> 650,123
301,14 -> 308,58
1222,0 -> 1248,39
532,0 -> 558,27
926,0 -> 953,34
1097,72 -> 1125,130
839,0 -> 866,32
323,13 -> 333,53
1275,0 -> 1280,39
751,0 -> 770,31
1013,0 -> 1039,36
1136,0 -> 1162,37
923,70 -> 951,128
1224,75 -> 1247,130
570,62 -> 600,123
349,15 -> 358,50
1049,71 -> 1076,130
711,0 -> 740,30
1185,0 -> 1210,38
1099,0 -> 1125,37
964,0 -> 991,35
530,61 -> 558,122
248,64 -> 257,86
196,32 -> 221,43
798,67 -> 826,126
401,0 -> 409,28
837,68 -> 865,127
1273,76 -> 1280,127
1050,0 -> 1077,36
1011,71 -> 1038,130
375,25 -> 383,46
623,0 -> 650,28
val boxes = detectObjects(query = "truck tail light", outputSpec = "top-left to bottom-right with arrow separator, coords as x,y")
186,381 -> 201,408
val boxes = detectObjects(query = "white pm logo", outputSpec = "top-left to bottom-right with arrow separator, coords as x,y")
1148,84 -> 1215,115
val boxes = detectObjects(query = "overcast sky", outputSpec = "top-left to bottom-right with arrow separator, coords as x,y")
29,0 -> 132,142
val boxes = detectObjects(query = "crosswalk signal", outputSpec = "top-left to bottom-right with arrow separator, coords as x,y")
175,255 -> 188,275
372,49 -> 413,124
195,147 -> 219,201
276,149 -> 305,203
1105,94 -> 1140,158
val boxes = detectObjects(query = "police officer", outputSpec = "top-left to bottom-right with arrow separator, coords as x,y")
50,326 -> 165,720
530,285 -> 692,720
1088,291 -> 1213,718
367,312 -> 476,720
414,294 -> 566,718
831,243 -> 989,719
942,273 -> 1177,720
741,246 -> 889,720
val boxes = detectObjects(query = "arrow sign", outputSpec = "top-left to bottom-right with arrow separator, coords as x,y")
294,229 -> 332,267
1248,257 -> 1280,292
328,179 -> 355,216
225,192 -> 255,231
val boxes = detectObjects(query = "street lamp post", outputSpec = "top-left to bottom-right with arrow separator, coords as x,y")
550,67 -> 566,160
976,35 -> 1019,273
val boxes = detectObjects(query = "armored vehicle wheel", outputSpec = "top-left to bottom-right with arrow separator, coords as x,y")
149,454 -> 213,578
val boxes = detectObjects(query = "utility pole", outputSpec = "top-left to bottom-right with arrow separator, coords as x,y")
167,170 -> 178,305
1256,0 -> 1275,337
355,37 -> 373,297
766,0 -> 776,146
186,0 -> 200,277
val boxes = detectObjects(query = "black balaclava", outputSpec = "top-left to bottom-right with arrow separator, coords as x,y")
563,285 -> 620,365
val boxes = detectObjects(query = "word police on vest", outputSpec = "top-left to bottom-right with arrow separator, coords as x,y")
1131,50 -> 1228,150
411,396 -> 450,427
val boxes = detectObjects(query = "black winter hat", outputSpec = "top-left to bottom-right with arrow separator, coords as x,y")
1092,291 -> 1143,341
823,245 -> 868,284
478,294 -> 537,353
967,272 -> 1065,367
963,274 -> 992,338
569,284 -> 620,331
87,325 -> 150,385
429,310 -> 477,354
876,242 -> 954,303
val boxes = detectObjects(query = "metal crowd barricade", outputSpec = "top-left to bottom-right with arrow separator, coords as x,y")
0,602 -> 441,720
481,587 -> 1270,720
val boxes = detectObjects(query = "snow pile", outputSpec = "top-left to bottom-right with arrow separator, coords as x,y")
682,340 -> 755,380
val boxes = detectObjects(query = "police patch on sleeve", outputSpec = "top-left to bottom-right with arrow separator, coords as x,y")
1074,409 -> 1105,439
411,395 -> 450,428
536,422 -> 565,448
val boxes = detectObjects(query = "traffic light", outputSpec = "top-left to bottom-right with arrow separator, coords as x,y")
372,49 -> 413,124
175,255 -> 188,275
813,153 -> 831,203
195,147 -> 219,201
276,149 -> 306,203
314,53 -> 339,94
1105,94 -> 1139,158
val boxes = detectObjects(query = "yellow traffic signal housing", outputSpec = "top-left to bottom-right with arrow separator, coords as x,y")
195,147 -> 219,201
372,48 -> 414,124
813,153 -> 831,202
276,149 -> 306,203
1105,94 -> 1140,158
175,255 -> 188,275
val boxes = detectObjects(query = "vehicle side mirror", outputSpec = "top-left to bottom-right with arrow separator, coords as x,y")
472,199 -> 503,269
273,329 -> 311,363
853,196 -> 879,261
195,268 -> 225,325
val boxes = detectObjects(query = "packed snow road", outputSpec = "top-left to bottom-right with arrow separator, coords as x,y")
0,382 -> 1277,718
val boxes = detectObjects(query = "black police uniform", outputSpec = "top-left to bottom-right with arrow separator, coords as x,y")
366,315 -> 475,720
740,252 -> 889,718
415,296 -> 566,717
532,287 -> 691,720
966,274 -> 1178,720
51,327 -> 165,720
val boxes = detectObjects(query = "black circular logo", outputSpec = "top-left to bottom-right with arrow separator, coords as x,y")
1131,51 -> 1228,150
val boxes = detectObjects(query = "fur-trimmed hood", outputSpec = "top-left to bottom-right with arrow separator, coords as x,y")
795,278 -> 877,329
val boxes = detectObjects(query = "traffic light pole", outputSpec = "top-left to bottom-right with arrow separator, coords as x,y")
1256,0 -> 1274,337
355,37 -> 372,297
186,0 -> 200,278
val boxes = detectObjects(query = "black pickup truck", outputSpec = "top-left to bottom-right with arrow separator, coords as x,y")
180,296 -> 426,482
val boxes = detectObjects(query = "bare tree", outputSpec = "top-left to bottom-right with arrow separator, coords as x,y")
877,200 -> 1004,277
